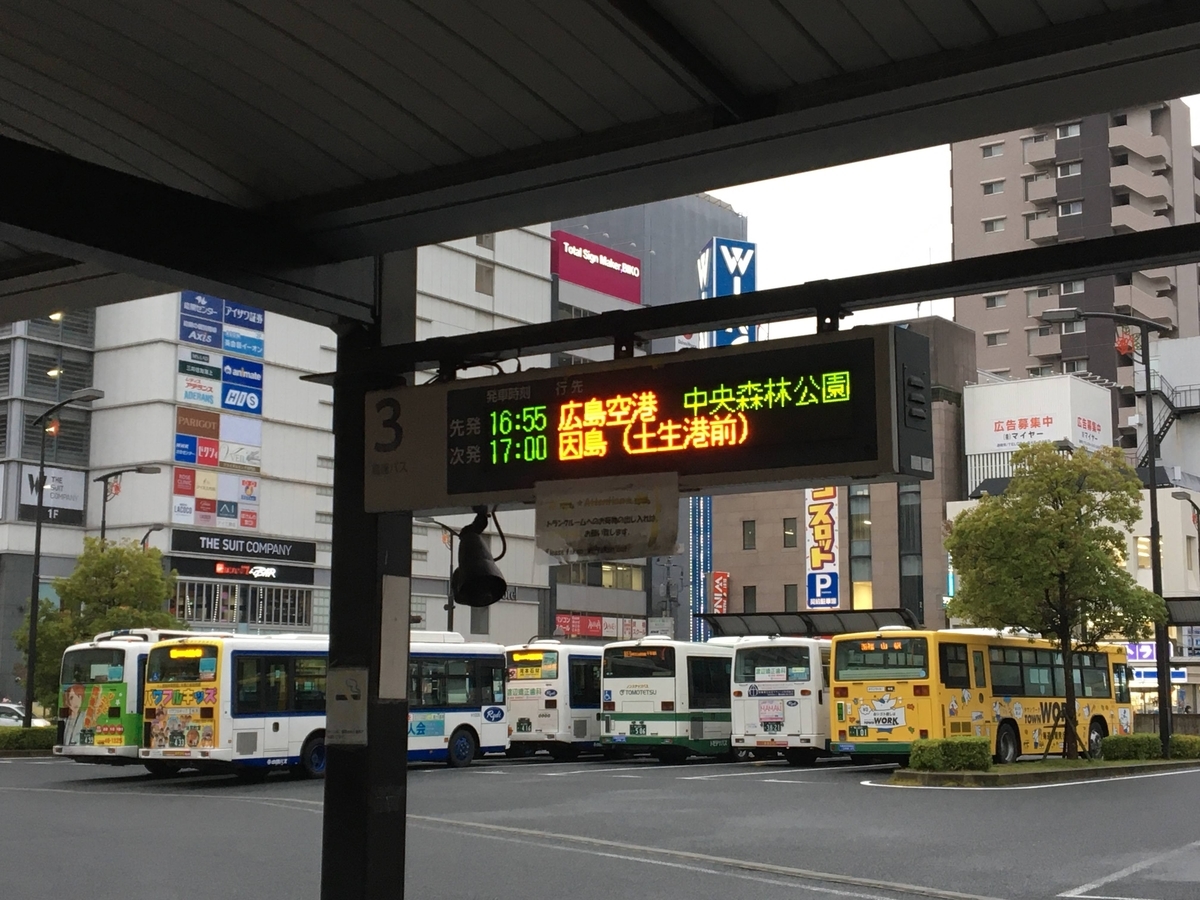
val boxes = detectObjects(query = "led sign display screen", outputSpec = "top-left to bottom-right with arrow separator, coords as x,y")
444,339 -> 877,495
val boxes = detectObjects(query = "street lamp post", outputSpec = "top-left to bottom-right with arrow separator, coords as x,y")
416,517 -> 456,632
141,523 -> 165,551
22,387 -> 104,728
95,465 -> 162,544
1044,307 -> 1173,755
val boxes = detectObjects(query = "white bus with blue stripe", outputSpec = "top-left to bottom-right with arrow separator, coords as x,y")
408,633 -> 509,767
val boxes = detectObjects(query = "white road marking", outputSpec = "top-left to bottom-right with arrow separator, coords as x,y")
611,774 -> 643,778
411,814 -> 1006,900
1058,839 -> 1200,897
679,769 -> 778,780
0,784 -> 323,813
760,779 -> 818,785
864,767 -> 1200,792
1066,895 -> 1175,900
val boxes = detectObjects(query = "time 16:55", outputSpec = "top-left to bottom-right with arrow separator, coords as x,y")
491,405 -> 547,435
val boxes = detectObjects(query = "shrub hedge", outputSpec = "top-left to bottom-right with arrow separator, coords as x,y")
0,726 -> 56,751
1100,733 -> 1163,760
908,737 -> 992,772
1169,734 -> 1200,759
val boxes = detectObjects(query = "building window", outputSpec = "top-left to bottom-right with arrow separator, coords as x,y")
317,455 -> 335,469
470,605 -> 489,635
742,520 -> 756,550
742,585 -> 757,614
784,583 -> 799,613
1114,193 -> 1130,207
1061,280 -> 1084,295
985,331 -> 1008,347
981,142 -> 1003,158
1057,161 -> 1082,178
1136,536 -> 1151,569
26,344 -> 94,402
556,562 -> 644,591
1112,152 -> 1129,167
1062,319 -> 1085,334
982,180 -> 1004,195
983,218 -> 1005,233
1057,122 -> 1081,138
984,294 -> 1006,309
0,342 -> 10,396
554,302 -> 597,320
849,485 -> 872,611
475,233 -> 495,250
1112,114 -> 1127,126
1188,536 -> 1196,572
28,309 -> 95,346
316,512 -> 334,524
1065,359 -> 1088,374
1036,325 -> 1052,337
783,517 -> 797,548
1058,201 -> 1083,217
23,405 -> 90,467
316,485 -> 334,497
475,260 -> 495,296
1029,365 -> 1055,377
898,484 -> 923,624
170,582 -> 313,628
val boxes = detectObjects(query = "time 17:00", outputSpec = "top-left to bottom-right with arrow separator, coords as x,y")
490,406 -> 549,464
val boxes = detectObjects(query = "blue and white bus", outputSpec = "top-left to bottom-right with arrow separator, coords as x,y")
408,632 -> 509,766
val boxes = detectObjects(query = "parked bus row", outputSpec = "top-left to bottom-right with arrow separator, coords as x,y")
53,625 -> 1137,776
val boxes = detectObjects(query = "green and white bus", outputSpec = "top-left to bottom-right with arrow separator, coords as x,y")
53,629 -> 194,767
600,637 -> 733,763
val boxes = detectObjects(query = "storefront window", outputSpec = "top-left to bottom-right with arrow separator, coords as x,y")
171,579 -> 312,628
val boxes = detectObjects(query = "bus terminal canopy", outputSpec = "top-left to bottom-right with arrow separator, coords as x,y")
3,2 -> 1200,326
701,609 -> 919,638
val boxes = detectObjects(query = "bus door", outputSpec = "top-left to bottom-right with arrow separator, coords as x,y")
567,653 -> 602,742
262,659 -> 290,755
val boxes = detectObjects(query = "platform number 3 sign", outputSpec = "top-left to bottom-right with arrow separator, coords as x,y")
375,397 -> 403,452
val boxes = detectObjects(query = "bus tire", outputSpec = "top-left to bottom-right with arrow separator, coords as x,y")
1087,718 -> 1108,760
505,744 -> 529,759
447,727 -> 478,768
994,722 -> 1020,764
785,749 -> 818,767
300,733 -> 327,778
143,761 -> 180,778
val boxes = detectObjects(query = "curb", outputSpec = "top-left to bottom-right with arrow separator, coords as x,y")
0,749 -> 55,758
890,759 -> 1200,786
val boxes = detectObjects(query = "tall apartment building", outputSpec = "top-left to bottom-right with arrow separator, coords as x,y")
953,99 -> 1200,457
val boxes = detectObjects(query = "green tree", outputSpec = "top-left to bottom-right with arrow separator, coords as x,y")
945,443 -> 1166,758
13,538 -> 182,710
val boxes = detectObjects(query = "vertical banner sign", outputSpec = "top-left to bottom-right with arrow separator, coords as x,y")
710,571 -> 730,614
806,487 -> 840,609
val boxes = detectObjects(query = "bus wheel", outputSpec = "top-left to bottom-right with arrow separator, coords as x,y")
504,744 -> 529,759
785,749 -> 818,767
300,734 -> 327,778
143,761 -> 179,778
1087,719 -> 1108,759
447,728 -> 478,768
994,723 -> 1020,764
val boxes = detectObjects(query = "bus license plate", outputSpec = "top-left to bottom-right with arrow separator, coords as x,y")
761,721 -> 783,733
630,721 -> 647,736
516,718 -> 532,733
848,726 -> 868,738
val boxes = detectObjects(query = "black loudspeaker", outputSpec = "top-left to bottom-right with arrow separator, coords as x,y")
451,510 -> 507,608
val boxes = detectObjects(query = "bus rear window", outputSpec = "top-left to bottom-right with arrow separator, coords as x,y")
61,649 -> 125,684
835,638 -> 929,681
604,646 -> 674,678
507,650 -> 558,680
147,645 -> 218,683
734,646 -> 810,683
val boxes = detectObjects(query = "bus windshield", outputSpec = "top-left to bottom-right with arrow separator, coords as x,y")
604,646 -> 674,678
507,649 -> 558,680
734,646 -> 810,683
147,645 -> 218,683
835,637 -> 929,681
61,648 -> 125,684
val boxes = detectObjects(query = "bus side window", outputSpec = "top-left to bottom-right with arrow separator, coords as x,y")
939,643 -> 970,688
569,659 -> 601,709
235,656 -> 264,715
972,651 -> 986,689
136,653 -> 148,715
265,661 -> 290,712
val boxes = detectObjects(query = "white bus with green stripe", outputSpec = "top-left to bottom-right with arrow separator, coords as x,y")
600,637 -> 733,763
730,636 -> 832,766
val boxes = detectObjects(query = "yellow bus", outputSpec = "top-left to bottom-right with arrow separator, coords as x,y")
828,628 -> 1134,764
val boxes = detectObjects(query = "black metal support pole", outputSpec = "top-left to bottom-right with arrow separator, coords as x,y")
100,480 -> 109,544
1144,323 -> 1172,757
22,424 -> 49,728
446,530 -> 455,632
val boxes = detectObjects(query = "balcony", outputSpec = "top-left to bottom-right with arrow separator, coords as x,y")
1028,216 -> 1058,243
1117,364 -> 1135,391
1110,165 -> 1169,204
1027,177 -> 1057,204
1025,291 -> 1058,319
1025,139 -> 1057,166
1028,331 -> 1061,358
1118,404 -> 1140,433
1109,125 -> 1170,166
1112,204 -> 1170,233
1113,283 -> 1175,324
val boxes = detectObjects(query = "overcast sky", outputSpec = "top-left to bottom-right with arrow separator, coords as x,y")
708,97 -> 1200,339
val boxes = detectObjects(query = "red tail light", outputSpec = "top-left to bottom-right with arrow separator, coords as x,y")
838,730 -> 847,740
834,687 -> 848,698
919,730 -> 929,739
913,685 -> 930,697
661,701 -> 674,711
544,699 -> 557,709
603,701 -> 615,711
800,689 -> 812,696
732,690 -> 742,697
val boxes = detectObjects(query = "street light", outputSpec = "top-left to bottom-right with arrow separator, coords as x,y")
23,386 -> 104,728
141,523 -> 165,551
416,517 -> 457,631
95,465 -> 162,543
1044,307 -> 1174,754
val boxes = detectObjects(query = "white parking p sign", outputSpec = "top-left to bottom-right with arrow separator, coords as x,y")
807,572 -> 839,609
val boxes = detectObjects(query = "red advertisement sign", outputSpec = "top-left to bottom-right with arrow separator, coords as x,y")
581,615 -> 603,637
195,498 -> 217,514
711,571 -> 730,614
551,230 -> 641,304
239,508 -> 258,529
197,437 -> 220,467
173,467 -> 195,496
